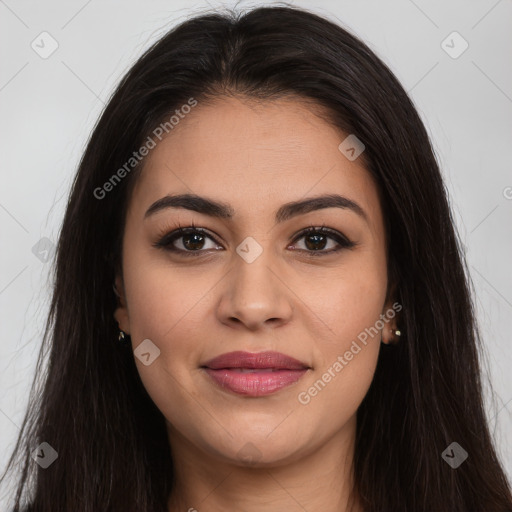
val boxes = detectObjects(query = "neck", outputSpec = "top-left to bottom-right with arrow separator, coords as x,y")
166,415 -> 363,512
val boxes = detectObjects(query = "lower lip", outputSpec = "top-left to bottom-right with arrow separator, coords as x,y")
203,368 -> 308,397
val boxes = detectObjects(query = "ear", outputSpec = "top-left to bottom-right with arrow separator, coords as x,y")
113,273 -> 131,335
381,279 -> 402,345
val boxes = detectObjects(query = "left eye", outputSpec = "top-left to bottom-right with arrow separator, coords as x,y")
289,226 -> 355,256
153,226 -> 355,257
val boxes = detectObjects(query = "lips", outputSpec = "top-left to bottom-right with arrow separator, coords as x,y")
202,350 -> 309,370
201,351 -> 310,397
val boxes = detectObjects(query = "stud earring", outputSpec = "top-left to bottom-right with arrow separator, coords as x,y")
388,328 -> 401,345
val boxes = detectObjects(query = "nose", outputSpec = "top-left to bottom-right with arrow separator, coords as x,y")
216,253 -> 294,331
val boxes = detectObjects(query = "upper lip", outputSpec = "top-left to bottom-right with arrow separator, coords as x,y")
201,351 -> 310,370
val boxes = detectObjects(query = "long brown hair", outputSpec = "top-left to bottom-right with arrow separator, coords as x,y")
2,4 -> 511,511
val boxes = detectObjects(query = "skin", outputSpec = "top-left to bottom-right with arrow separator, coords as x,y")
114,95 -> 399,512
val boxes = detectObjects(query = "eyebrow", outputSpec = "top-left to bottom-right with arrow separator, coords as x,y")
144,193 -> 368,224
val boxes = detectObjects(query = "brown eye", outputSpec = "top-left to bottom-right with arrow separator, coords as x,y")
181,232 -> 207,250
154,227 -> 222,256
290,226 -> 355,256
303,232 -> 330,251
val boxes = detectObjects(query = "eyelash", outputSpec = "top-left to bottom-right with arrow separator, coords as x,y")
153,221 -> 356,258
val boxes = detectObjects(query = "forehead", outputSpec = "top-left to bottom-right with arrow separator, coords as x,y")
129,95 -> 382,231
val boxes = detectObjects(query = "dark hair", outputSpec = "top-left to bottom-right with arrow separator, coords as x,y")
2,4 -> 511,511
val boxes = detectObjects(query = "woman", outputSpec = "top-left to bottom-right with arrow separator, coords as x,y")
2,4 -> 511,511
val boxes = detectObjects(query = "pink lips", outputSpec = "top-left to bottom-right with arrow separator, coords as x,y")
201,350 -> 310,397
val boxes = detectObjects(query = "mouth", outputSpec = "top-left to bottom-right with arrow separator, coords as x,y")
202,368 -> 309,397
201,350 -> 310,370
200,351 -> 311,397
219,368 -> 292,372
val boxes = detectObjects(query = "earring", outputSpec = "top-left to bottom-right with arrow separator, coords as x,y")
118,330 -> 129,344
389,328 -> 401,345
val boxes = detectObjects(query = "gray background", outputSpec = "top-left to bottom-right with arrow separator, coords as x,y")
1,0 -> 511,506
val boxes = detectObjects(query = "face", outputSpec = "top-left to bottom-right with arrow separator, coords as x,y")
114,95 -> 397,467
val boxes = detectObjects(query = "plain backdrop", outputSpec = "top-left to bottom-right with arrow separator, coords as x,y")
1,0 -> 511,507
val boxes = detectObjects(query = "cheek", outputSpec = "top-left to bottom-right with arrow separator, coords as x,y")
122,257 -> 207,423
298,258 -> 386,410
295,288 -> 384,435
125,272 -> 207,383
313,253 -> 388,348
122,229 -> 208,344
121,239 -> 223,407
